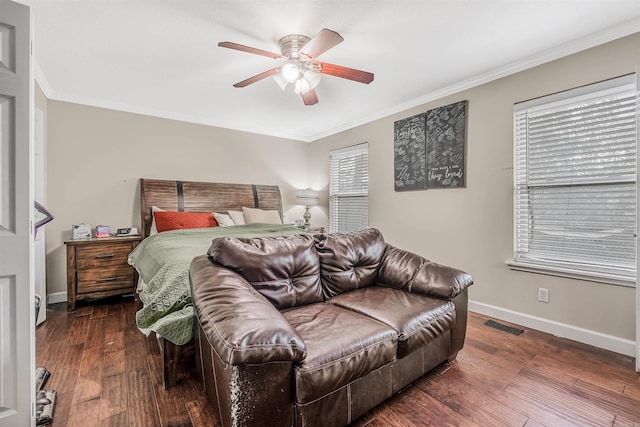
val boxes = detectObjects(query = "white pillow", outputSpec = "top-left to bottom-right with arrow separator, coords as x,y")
228,210 -> 245,225
242,207 -> 282,224
149,206 -> 165,235
213,212 -> 235,227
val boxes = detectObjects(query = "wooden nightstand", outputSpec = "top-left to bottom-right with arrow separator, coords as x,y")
65,235 -> 142,311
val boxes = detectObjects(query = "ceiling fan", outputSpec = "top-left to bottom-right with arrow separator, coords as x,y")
218,28 -> 374,106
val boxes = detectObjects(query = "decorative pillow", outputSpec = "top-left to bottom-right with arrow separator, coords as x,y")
228,210 -> 245,225
153,211 -> 218,233
213,212 -> 235,227
149,205 -> 165,235
242,207 -> 282,224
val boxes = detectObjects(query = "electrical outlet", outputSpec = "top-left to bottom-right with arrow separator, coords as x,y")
537,287 -> 549,303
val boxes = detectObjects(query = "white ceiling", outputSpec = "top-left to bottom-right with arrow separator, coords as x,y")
25,0 -> 640,142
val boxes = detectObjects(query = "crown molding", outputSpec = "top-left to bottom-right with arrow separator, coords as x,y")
308,18 -> 640,142
33,58 -> 53,98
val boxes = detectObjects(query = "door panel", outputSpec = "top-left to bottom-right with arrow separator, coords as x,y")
636,66 -> 640,372
0,0 -> 33,425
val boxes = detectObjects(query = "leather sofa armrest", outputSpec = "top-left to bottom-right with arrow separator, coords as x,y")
376,244 -> 473,299
190,255 -> 307,365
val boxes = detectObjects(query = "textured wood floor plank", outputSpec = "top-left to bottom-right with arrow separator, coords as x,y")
67,315 -> 91,345
73,346 -> 104,403
85,318 -> 106,350
67,397 -> 101,427
98,412 -> 128,427
49,391 -> 73,427
153,383 -> 191,427
529,353 -> 626,393
125,338 -> 149,374
48,365 -> 79,395
99,374 -> 128,420
178,371 -> 222,427
507,368 -> 616,426
573,377 -> 640,422
58,343 -> 85,370
91,304 -> 109,319
416,366 -> 528,426
127,369 -> 161,427
103,348 -> 126,378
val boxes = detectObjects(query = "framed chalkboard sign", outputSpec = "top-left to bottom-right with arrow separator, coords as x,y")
393,100 -> 467,191
393,113 -> 426,191
426,100 -> 467,188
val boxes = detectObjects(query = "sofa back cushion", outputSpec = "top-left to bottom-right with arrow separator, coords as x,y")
208,234 -> 323,310
315,228 -> 386,298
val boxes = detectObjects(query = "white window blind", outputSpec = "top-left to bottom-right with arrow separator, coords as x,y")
512,76 -> 636,286
329,143 -> 368,233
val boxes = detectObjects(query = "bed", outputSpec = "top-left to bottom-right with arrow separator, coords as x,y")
130,178 -> 303,388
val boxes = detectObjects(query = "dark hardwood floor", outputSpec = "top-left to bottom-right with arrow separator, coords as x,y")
36,298 -> 640,426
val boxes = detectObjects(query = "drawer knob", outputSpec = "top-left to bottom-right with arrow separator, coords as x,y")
96,277 -> 117,282
95,253 -> 116,259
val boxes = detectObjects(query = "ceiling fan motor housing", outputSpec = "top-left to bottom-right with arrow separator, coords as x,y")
278,34 -> 311,59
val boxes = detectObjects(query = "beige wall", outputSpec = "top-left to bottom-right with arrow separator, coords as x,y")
308,33 -> 640,342
45,102 -> 311,295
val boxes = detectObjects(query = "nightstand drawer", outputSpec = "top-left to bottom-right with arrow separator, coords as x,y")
76,242 -> 132,269
77,266 -> 134,294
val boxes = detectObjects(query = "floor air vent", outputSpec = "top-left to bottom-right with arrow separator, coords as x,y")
484,319 -> 525,336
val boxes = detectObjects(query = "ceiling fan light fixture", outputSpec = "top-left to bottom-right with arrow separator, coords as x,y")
294,77 -> 311,94
304,69 -> 321,89
281,62 -> 300,83
273,71 -> 288,90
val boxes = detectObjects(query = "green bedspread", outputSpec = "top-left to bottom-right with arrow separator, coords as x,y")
129,223 -> 303,345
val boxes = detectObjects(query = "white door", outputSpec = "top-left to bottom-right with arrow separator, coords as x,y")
636,65 -> 640,372
34,107 -> 44,325
0,0 -> 34,425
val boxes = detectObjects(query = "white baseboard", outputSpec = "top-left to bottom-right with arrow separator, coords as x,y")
47,292 -> 67,305
469,300 -> 636,357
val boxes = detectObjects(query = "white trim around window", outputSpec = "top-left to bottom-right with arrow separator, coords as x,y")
510,75 -> 637,287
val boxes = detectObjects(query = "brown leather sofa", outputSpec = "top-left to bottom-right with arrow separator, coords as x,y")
189,228 -> 473,427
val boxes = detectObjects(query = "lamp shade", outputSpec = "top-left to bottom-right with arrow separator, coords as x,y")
296,189 -> 319,206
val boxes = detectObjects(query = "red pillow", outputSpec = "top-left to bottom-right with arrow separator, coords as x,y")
153,211 -> 218,233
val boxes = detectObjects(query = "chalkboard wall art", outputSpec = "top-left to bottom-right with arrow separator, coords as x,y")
393,100 -> 467,191
393,113 -> 427,191
425,100 -> 467,188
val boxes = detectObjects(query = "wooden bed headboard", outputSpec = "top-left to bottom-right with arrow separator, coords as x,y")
139,178 -> 283,238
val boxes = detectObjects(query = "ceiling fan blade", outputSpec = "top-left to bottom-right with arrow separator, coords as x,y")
218,41 -> 281,59
301,89 -> 319,106
233,68 -> 279,88
299,28 -> 344,59
317,62 -> 374,84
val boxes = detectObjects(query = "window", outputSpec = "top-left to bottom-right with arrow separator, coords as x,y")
511,76 -> 636,286
329,143 -> 368,232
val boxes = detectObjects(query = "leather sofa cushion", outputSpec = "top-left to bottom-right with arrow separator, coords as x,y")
315,228 -> 386,298
330,286 -> 456,359
208,234 -> 323,310
282,302 -> 397,404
